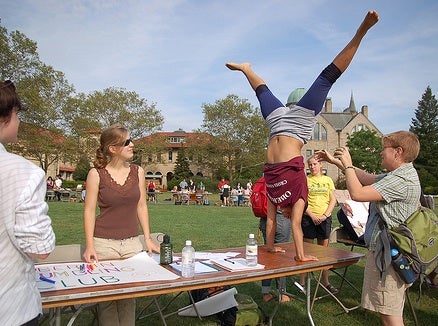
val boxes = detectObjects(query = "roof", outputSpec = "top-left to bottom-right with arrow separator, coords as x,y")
321,112 -> 357,131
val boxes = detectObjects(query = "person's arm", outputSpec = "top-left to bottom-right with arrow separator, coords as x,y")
266,201 -> 284,252
16,170 -> 56,261
334,147 -> 383,202
83,168 -> 99,263
316,149 -> 377,186
324,178 -> 337,219
137,167 -> 160,254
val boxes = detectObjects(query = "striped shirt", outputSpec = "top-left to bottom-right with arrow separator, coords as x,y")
0,143 -> 56,325
365,163 -> 420,250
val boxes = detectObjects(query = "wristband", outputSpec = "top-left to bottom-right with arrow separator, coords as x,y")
343,166 -> 355,173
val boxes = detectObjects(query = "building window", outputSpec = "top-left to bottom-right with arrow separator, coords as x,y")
306,150 -> 312,160
312,123 -> 327,141
351,124 -> 369,133
168,136 -> 186,143
168,150 -> 173,162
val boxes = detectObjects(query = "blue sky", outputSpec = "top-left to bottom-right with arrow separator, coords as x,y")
1,0 -> 437,135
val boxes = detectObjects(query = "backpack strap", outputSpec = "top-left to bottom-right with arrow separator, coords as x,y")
374,223 -> 392,286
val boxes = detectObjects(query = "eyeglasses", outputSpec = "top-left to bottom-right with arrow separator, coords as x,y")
123,138 -> 132,146
0,80 -> 15,90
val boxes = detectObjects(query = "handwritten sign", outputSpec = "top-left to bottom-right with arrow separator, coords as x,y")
36,252 -> 179,292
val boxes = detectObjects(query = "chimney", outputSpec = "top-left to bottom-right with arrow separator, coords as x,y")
361,105 -> 368,117
324,98 -> 332,112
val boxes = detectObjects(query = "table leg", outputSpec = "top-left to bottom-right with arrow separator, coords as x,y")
306,272 -> 315,326
55,307 -> 61,326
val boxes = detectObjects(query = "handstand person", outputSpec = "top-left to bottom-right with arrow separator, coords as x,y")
226,10 -> 379,261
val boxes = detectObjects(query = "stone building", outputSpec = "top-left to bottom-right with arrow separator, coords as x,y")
137,129 -> 213,189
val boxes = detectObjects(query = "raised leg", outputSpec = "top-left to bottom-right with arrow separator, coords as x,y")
333,10 -> 379,73
225,62 -> 265,91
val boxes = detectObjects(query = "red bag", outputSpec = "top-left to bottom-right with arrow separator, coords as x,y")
250,177 -> 267,218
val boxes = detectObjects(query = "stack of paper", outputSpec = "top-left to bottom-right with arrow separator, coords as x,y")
169,261 -> 220,275
211,258 -> 264,272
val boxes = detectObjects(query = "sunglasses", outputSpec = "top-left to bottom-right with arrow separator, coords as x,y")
123,138 -> 132,146
0,80 -> 15,90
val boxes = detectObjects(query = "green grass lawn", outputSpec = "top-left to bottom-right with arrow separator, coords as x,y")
45,199 -> 438,325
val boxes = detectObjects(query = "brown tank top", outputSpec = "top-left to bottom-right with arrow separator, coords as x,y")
94,164 -> 140,240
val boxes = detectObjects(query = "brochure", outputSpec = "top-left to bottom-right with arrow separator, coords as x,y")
169,261 -> 220,275
211,258 -> 264,272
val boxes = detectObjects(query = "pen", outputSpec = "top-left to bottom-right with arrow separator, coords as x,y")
39,276 -> 56,284
224,258 -> 235,264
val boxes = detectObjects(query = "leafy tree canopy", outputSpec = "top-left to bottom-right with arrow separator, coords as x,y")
200,94 -> 268,182
346,129 -> 383,174
410,86 -> 438,193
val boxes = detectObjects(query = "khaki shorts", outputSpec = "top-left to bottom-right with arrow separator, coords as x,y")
362,251 -> 410,316
94,236 -> 143,260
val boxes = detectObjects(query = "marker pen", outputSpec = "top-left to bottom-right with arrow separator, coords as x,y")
39,276 -> 56,284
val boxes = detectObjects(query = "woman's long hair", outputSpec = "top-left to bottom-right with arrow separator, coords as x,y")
94,123 -> 128,168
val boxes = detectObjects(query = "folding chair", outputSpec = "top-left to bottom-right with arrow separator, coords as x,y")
310,227 -> 363,313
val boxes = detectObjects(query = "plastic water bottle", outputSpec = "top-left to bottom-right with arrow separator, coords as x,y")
391,248 -> 416,284
181,240 -> 195,277
160,234 -> 173,265
246,233 -> 258,266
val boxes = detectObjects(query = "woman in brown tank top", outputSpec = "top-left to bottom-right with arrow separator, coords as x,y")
83,123 -> 159,325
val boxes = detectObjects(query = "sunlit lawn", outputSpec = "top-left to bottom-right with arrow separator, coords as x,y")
45,197 -> 437,325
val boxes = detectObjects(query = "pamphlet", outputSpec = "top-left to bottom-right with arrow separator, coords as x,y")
334,190 -> 369,237
169,261 -> 220,275
211,258 -> 264,272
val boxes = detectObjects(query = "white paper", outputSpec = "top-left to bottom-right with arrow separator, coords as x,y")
211,258 -> 264,272
169,261 -> 220,275
178,287 -> 238,317
36,251 -> 179,293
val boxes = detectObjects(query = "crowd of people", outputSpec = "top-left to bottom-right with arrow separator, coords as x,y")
217,177 -> 253,207
2,9 -> 436,326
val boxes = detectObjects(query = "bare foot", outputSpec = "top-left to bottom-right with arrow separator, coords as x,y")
268,246 -> 286,253
280,294 -> 291,302
358,10 -> 379,34
263,293 -> 275,302
225,62 -> 251,71
295,254 -> 318,262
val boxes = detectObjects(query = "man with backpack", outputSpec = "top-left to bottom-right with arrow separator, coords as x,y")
317,131 -> 422,325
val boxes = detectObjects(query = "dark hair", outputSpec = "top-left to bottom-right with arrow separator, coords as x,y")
0,80 -> 24,123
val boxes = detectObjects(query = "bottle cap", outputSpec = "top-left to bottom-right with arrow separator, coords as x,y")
390,248 -> 399,257
249,233 -> 254,238
163,234 -> 170,244
186,240 -> 192,246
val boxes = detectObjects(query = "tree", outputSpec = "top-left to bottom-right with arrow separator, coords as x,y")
0,25 -> 40,81
173,147 -> 192,181
1,23 -> 78,173
73,155 -> 92,182
67,87 -> 164,139
200,94 -> 268,182
410,86 -> 438,194
10,122 -> 77,173
346,129 -> 383,174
